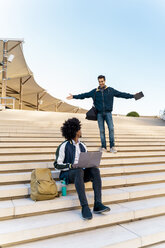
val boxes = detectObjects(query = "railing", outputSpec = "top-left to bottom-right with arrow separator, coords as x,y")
0,97 -> 15,110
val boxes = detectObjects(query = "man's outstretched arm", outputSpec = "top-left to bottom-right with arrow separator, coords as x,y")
113,88 -> 135,99
67,89 -> 95,100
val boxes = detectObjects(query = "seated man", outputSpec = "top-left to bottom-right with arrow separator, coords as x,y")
54,117 -> 110,220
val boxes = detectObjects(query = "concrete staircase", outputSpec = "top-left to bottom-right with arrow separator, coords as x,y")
0,109 -> 165,248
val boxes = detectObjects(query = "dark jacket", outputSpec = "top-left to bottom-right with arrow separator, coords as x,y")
73,86 -> 134,113
54,140 -> 86,170
54,140 -> 87,184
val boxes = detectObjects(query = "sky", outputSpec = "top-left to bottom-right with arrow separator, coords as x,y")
0,0 -> 165,116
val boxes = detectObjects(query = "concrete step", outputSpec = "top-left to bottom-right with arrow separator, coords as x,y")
0,162 -> 53,171
4,217 -> 165,248
102,152 -> 165,159
1,123 -> 163,129
0,119 -> 164,127
1,183 -> 165,219
1,176 -> 165,199
0,142 -> 165,152
100,157 -> 165,166
1,135 -> 165,143
0,148 -> 164,158
0,149 -> 165,160
0,119 -> 164,128
4,224 -> 142,248
1,169 -> 165,184
0,113 -> 164,126
1,162 -> 165,174
1,140 -> 165,148
1,198 -> 165,247
1,133 -> 165,141
0,188 -> 129,218
3,132 -> 164,139
0,121 -> 164,128
1,130 -> 165,139
1,128 -> 165,135
1,132 -> 165,141
0,171 -> 60,183
6,206 -> 165,248
0,153 -> 55,163
1,154 -> 165,165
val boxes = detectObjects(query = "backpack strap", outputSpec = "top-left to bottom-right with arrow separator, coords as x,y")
93,89 -> 97,106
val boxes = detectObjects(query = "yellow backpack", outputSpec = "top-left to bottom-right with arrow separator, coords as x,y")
30,168 -> 58,201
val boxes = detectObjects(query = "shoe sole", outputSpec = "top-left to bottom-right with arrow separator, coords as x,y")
93,208 -> 111,214
82,216 -> 93,220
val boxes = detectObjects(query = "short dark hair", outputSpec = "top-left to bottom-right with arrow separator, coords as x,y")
98,75 -> 106,81
61,118 -> 81,140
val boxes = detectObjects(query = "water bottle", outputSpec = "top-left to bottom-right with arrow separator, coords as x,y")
61,179 -> 67,196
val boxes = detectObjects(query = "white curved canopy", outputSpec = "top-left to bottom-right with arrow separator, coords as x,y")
0,39 -> 86,113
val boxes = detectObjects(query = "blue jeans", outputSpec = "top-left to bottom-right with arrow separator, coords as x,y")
97,112 -> 115,149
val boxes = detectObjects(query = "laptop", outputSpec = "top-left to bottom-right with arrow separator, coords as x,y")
73,152 -> 102,168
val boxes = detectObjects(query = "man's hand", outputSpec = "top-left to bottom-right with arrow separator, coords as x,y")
134,92 -> 144,100
66,94 -> 73,100
72,164 -> 78,168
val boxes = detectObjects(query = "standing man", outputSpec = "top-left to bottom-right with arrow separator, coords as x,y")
54,118 -> 110,220
67,75 -> 140,153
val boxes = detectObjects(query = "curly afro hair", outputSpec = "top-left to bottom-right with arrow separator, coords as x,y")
61,118 -> 81,140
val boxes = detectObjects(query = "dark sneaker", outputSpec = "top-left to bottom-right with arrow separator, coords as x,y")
82,205 -> 93,220
93,202 -> 111,214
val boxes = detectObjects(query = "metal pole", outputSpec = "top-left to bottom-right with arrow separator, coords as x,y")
37,91 -> 46,111
13,98 -> 15,109
55,104 -> 57,112
37,93 -> 39,111
1,40 -> 8,107
19,77 -> 23,109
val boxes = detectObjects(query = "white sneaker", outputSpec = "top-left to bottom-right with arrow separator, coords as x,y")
110,147 -> 117,153
99,147 -> 107,153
